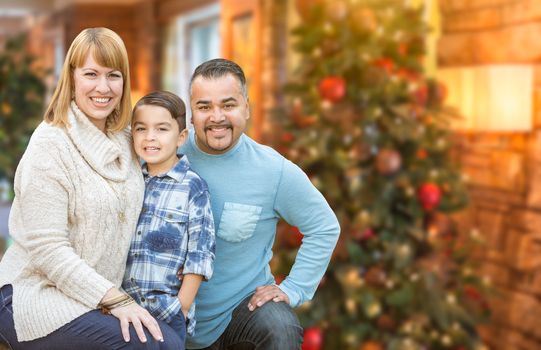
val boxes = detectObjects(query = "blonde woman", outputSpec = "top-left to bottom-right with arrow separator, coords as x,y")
0,28 -> 182,349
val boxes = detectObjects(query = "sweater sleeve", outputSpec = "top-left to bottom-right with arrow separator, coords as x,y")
273,159 -> 340,307
11,142 -> 114,308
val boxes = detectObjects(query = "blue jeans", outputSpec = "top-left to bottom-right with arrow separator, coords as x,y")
166,309 -> 186,345
194,294 -> 303,350
0,285 -> 183,350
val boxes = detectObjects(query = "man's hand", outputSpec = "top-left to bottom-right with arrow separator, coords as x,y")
247,285 -> 290,311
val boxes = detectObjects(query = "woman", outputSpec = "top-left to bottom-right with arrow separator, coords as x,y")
0,28 -> 182,349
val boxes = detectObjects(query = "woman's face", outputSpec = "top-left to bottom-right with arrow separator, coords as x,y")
72,53 -> 123,132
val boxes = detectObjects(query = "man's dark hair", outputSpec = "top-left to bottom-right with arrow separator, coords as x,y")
189,58 -> 248,98
133,90 -> 186,130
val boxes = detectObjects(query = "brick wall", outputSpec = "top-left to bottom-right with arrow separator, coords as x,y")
439,1 -> 541,349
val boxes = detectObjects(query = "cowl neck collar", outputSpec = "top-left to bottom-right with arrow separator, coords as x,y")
65,101 -> 130,182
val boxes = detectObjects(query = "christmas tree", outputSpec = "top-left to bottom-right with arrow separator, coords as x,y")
273,1 -> 491,349
0,34 -> 47,196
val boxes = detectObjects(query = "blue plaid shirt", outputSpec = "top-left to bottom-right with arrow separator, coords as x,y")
122,155 -> 215,335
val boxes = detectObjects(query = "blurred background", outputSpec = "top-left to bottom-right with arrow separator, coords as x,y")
0,0 -> 540,349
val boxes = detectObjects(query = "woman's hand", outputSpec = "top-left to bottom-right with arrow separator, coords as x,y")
110,302 -> 164,344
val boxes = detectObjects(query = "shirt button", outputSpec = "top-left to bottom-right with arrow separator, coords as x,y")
137,231 -> 141,235
134,253 -> 139,257
130,277 -> 135,282
141,297 -> 146,302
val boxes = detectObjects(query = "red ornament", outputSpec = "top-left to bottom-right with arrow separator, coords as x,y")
375,149 -> 402,176
413,83 -> 429,106
398,42 -> 409,56
351,227 -> 377,243
372,57 -> 395,75
416,149 -> 428,160
318,76 -> 346,103
281,132 -> 295,143
463,285 -> 481,301
417,183 -> 442,211
395,68 -> 419,82
302,327 -> 323,350
361,228 -> 376,241
275,274 -> 286,284
284,226 -> 304,248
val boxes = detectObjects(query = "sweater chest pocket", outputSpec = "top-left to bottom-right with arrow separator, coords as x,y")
217,202 -> 262,243
144,208 -> 188,252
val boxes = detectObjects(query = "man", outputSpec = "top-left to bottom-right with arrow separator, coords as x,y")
181,58 -> 340,349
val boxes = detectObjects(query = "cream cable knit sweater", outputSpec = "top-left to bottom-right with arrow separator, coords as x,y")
0,102 -> 144,341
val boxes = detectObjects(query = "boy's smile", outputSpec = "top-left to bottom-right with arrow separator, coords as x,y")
132,104 -> 187,176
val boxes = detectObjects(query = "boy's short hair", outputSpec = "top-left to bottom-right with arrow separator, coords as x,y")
133,91 -> 186,130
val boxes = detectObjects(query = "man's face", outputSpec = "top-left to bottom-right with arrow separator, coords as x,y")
190,74 -> 250,155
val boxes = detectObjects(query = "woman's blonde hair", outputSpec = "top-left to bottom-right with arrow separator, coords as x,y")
44,27 -> 132,132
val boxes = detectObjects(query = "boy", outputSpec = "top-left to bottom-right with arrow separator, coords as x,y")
122,91 -> 216,347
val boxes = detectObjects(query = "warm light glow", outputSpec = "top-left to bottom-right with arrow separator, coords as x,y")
438,65 -> 533,132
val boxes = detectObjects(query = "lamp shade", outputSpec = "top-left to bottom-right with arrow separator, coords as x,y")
438,64 -> 533,132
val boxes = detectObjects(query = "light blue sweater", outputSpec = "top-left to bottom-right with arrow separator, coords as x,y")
182,131 -> 340,349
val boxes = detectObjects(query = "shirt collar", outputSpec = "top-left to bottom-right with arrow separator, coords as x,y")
141,153 -> 190,183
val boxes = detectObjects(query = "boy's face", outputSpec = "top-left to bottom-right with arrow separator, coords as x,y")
132,104 -> 187,176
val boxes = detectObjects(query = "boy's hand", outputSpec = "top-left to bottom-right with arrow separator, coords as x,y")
247,285 -> 290,311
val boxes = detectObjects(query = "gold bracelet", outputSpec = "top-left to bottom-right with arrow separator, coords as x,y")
99,294 -> 133,314
100,294 -> 130,307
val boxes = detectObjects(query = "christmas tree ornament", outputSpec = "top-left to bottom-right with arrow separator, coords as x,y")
318,76 -> 346,103
359,340 -> 384,350
323,22 -> 335,34
284,226 -> 304,248
342,267 -> 364,288
364,265 -> 387,288
375,149 -> 402,176
424,212 -> 455,241
345,298 -> 357,315
351,7 -> 377,32
417,182 -> 442,211
328,0 -> 348,22
302,327 -> 323,350
441,334 -> 452,346
295,0 -> 324,19
416,149 -> 428,160
356,210 -> 372,226
413,83 -> 429,106
281,132 -> 295,144
372,57 -> 395,75
274,274 -> 286,284
365,300 -> 382,318
360,228 -> 376,241
376,314 -> 396,331
398,42 -> 409,56
291,97 -> 317,127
